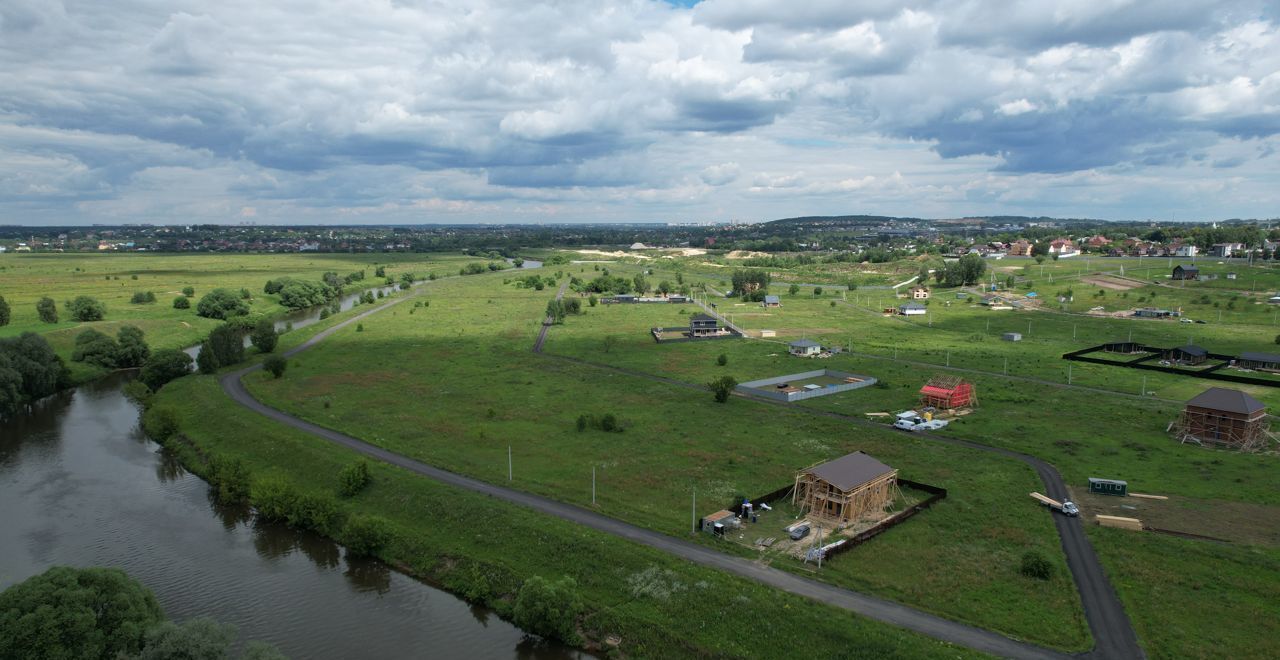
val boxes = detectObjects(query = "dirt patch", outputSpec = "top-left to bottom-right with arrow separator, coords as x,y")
564,249 -> 652,260
1082,275 -> 1144,291
1070,490 -> 1280,546
726,250 -> 770,259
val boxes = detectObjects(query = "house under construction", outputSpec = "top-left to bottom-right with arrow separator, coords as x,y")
793,451 -> 899,526
919,374 -> 978,409
1172,387 -> 1270,451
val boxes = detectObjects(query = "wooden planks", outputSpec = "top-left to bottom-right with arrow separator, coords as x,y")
1096,515 -> 1144,530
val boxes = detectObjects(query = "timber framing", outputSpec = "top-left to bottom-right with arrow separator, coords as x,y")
793,452 -> 899,526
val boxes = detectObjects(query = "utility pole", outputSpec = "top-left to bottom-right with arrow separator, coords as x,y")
1068,363 -> 1073,385
1141,375 -> 1147,396
508,446 -> 512,482
1073,324 -> 1077,340
691,489 -> 697,534
1004,357 -> 1008,375
592,466 -> 596,505
946,350 -> 950,367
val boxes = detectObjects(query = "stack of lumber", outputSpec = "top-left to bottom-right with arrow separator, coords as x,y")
1096,515 -> 1144,530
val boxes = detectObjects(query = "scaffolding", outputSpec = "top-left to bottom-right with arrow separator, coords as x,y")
919,374 -> 978,409
1171,407 -> 1271,451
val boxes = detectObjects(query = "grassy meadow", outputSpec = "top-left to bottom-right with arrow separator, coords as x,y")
0,252 -> 474,379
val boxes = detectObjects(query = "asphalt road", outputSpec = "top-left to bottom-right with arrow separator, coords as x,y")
219,289 -> 1138,659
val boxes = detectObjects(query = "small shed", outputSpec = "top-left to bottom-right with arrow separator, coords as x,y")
910,286 -> 931,300
793,451 -> 898,525
1174,387 -> 1269,450
700,510 -> 738,535
1172,265 -> 1199,280
763,294 -> 781,308
789,339 -> 823,357
1088,478 -> 1128,497
898,302 -> 927,316
1163,344 -> 1208,365
759,329 -> 777,338
919,374 -> 977,409
1002,332 -> 1022,342
1238,351 -> 1280,371
689,313 -> 720,337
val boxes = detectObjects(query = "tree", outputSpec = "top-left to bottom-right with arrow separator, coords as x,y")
173,296 -> 190,310
66,295 -> 107,321
0,295 -> 8,326
72,329 -> 121,368
0,566 -> 164,660
545,299 -> 566,324
263,355 -> 287,378
130,291 -> 157,304
814,286 -> 824,296
338,459 -> 372,497
207,325 -> 244,368
789,284 -> 800,295
277,280 -> 334,310
196,342 -> 219,374
140,349 -> 193,391
708,375 -> 737,403
512,576 -> 582,645
958,253 -> 987,286
250,319 -> 278,353
36,296 -> 58,324
1019,551 -> 1054,580
134,617 -> 234,660
730,269 -> 770,295
115,325 -> 150,368
0,333 -> 69,417
196,289 -> 249,320
632,274 -> 648,294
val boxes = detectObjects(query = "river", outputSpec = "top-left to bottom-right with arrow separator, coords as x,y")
0,372 -> 584,659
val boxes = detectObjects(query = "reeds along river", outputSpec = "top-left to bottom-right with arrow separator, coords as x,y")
0,371 -> 584,659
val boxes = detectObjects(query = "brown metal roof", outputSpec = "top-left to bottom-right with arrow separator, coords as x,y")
804,451 -> 895,492
1186,387 -> 1266,415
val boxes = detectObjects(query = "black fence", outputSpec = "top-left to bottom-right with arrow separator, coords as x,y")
823,478 -> 947,559
1062,344 -> 1280,388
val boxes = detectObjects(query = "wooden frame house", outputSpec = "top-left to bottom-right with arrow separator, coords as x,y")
919,374 -> 977,409
689,313 -> 720,337
1173,387 -> 1269,451
793,451 -> 898,525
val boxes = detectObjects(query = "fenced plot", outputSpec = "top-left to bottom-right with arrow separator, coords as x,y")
737,369 -> 878,402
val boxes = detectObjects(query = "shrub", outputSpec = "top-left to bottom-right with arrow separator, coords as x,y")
65,295 -> 107,321
341,514 -> 392,557
172,296 -> 190,309
122,380 -> 153,406
290,492 -> 343,535
130,291 -> 157,304
36,296 -> 58,323
209,456 -> 251,504
338,460 -> 372,497
716,353 -> 728,366
139,349 -> 193,391
0,296 -> 11,326
263,355 -> 287,378
196,289 -> 249,320
708,375 -> 737,403
72,328 -> 120,367
319,308 -> 330,320
182,286 -> 195,297
1020,551 -> 1054,580
599,413 -> 619,432
356,323 -> 364,332
512,576 -> 582,645
239,288 -> 252,300
251,474 -> 298,522
142,406 -> 180,441
576,414 -> 589,431
115,325 -> 150,368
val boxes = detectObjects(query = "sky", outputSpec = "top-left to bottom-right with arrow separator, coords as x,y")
1,1 -> 1277,226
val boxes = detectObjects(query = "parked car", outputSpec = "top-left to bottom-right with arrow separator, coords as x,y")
1195,319 -> 1207,324
1180,318 -> 1194,323
788,524 -> 811,541
893,418 -> 920,431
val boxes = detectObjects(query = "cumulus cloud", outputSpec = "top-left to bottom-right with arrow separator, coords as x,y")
0,0 -> 1277,224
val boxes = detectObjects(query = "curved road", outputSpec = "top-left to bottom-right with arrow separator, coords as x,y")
220,288 -> 1136,659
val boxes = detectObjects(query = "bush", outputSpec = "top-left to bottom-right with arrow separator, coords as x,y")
135,617 -> 235,660
289,492 -> 343,535
196,288 -> 249,320
36,296 -> 58,323
1020,551 -> 1054,580
173,296 -> 190,309
341,514 -> 392,557
142,405 -> 181,441
250,318 -> 278,353
0,295 -> 8,327
115,325 -> 150,368
338,460 -> 372,497
512,576 -> 582,645
278,280 -> 335,310
263,355 -> 287,378
708,375 -> 737,403
66,295 -> 107,321
0,566 -> 164,660
140,349 -> 193,391
599,413 -> 619,432
251,474 -> 298,521
716,353 -> 728,366
576,414 -> 589,432
182,286 -> 195,297
209,456 -> 251,504
130,291 -> 157,304
71,328 -> 120,367
122,380 -> 153,406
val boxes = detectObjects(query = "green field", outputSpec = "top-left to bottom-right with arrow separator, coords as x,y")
66,251 -> 1280,658
0,252 -> 476,380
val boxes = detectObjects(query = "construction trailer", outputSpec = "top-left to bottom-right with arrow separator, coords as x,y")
919,374 -> 977,409
793,452 -> 899,526
1088,478 -> 1128,496
1172,387 -> 1270,451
